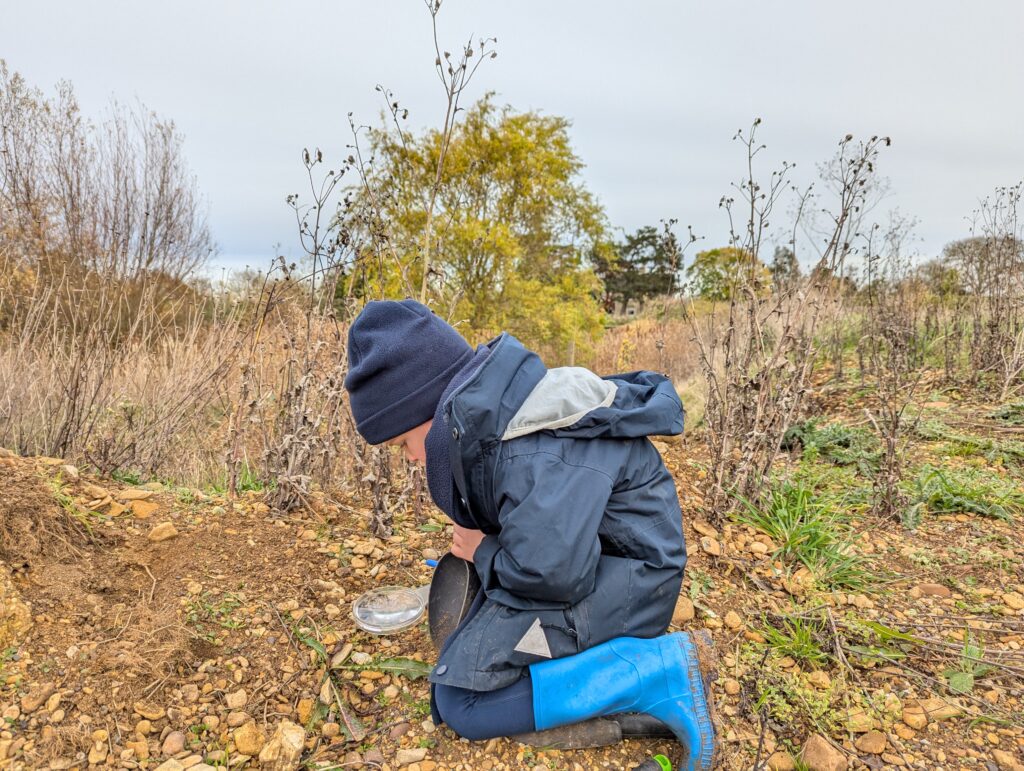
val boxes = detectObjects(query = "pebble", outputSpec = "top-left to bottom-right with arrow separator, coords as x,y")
153,761 -> 185,771
224,688 -> 247,709
148,522 -> 179,541
133,701 -> 166,721
800,734 -> 846,771
806,670 -> 831,690
700,536 -> 722,556
672,596 -> 695,625
232,721 -> 266,755
723,610 -> 742,630
20,684 -> 55,713
855,730 -> 887,754
1002,592 -> 1024,610
766,751 -> 795,770
915,583 -> 952,598
161,731 -> 186,755
396,748 -> 429,766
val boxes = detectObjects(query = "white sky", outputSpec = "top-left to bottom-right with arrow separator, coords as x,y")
2,0 -> 1022,274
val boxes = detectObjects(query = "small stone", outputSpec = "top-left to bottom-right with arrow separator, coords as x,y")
131,499 -> 160,518
748,540 -> 769,555
20,683 -> 56,713
902,703 -> 928,729
148,522 -> 179,542
186,581 -> 203,595
806,670 -> 831,690
396,748 -> 429,766
382,685 -> 400,701
919,697 -> 962,722
672,596 -> 695,625
120,488 -> 155,501
916,583 -> 951,598
723,610 -> 742,630
82,482 -> 110,499
154,761 -> 185,771
136,719 -> 153,735
232,721 -> 266,756
88,742 -> 108,764
133,701 -> 166,721
800,734 -> 846,771
692,520 -> 718,538
845,708 -> 878,733
257,720 -> 305,769
224,689 -> 248,709
126,739 -> 149,760
856,730 -> 887,754
700,536 -> 721,556
389,722 -> 412,740
783,567 -> 815,596
1002,592 -> 1024,610
296,697 -> 315,724
723,678 -> 741,695
766,751 -> 796,771
60,464 -> 79,480
322,722 -> 340,738
992,748 -> 1022,770
226,711 -> 249,728
162,731 -> 186,756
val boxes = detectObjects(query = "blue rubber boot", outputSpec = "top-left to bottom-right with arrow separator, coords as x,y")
529,632 -> 717,771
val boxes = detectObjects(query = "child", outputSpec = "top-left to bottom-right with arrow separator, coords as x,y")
344,300 -> 716,771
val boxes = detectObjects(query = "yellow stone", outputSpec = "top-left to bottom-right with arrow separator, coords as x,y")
131,500 -> 160,519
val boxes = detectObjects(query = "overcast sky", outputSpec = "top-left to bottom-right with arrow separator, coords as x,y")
2,1 -> 1022,274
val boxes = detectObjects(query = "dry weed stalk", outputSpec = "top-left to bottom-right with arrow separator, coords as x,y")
690,122 -> 889,521
226,0 -> 494,534
858,213 -> 927,519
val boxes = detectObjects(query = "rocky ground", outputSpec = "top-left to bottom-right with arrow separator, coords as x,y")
1,378 -> 1023,771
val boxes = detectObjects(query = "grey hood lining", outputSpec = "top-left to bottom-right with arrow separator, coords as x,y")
501,366 -> 617,440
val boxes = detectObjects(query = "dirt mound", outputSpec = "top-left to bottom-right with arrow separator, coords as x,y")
0,454 -> 95,566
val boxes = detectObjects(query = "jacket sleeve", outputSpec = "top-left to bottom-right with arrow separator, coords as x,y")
473,451 -> 613,605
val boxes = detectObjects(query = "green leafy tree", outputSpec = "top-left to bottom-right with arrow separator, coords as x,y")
592,224 -> 681,311
685,246 -> 769,301
343,95 -> 608,360
769,246 -> 801,292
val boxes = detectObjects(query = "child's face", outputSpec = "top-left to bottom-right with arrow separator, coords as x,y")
386,420 -> 432,465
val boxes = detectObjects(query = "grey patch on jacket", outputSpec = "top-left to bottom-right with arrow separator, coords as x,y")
502,367 -> 617,440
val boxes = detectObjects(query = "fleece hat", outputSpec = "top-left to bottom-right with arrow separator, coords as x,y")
344,299 -> 474,445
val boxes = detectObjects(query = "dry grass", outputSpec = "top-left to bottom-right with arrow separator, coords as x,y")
0,459 -> 94,563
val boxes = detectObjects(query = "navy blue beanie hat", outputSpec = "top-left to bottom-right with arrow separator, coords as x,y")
344,299 -> 474,444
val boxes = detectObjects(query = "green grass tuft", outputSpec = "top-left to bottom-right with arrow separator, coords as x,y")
781,419 -> 881,473
905,465 -> 1024,521
734,482 -> 870,591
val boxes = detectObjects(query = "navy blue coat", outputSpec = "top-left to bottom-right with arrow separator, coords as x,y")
430,333 -> 687,693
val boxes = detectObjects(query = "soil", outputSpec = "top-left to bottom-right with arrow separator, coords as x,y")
1,381 -> 1023,771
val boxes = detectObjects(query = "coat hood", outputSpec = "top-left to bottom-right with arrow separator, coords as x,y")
446,333 -> 684,445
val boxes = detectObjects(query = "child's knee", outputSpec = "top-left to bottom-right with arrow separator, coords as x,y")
433,685 -> 492,741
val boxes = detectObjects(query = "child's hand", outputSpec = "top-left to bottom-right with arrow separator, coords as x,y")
452,524 -> 485,563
